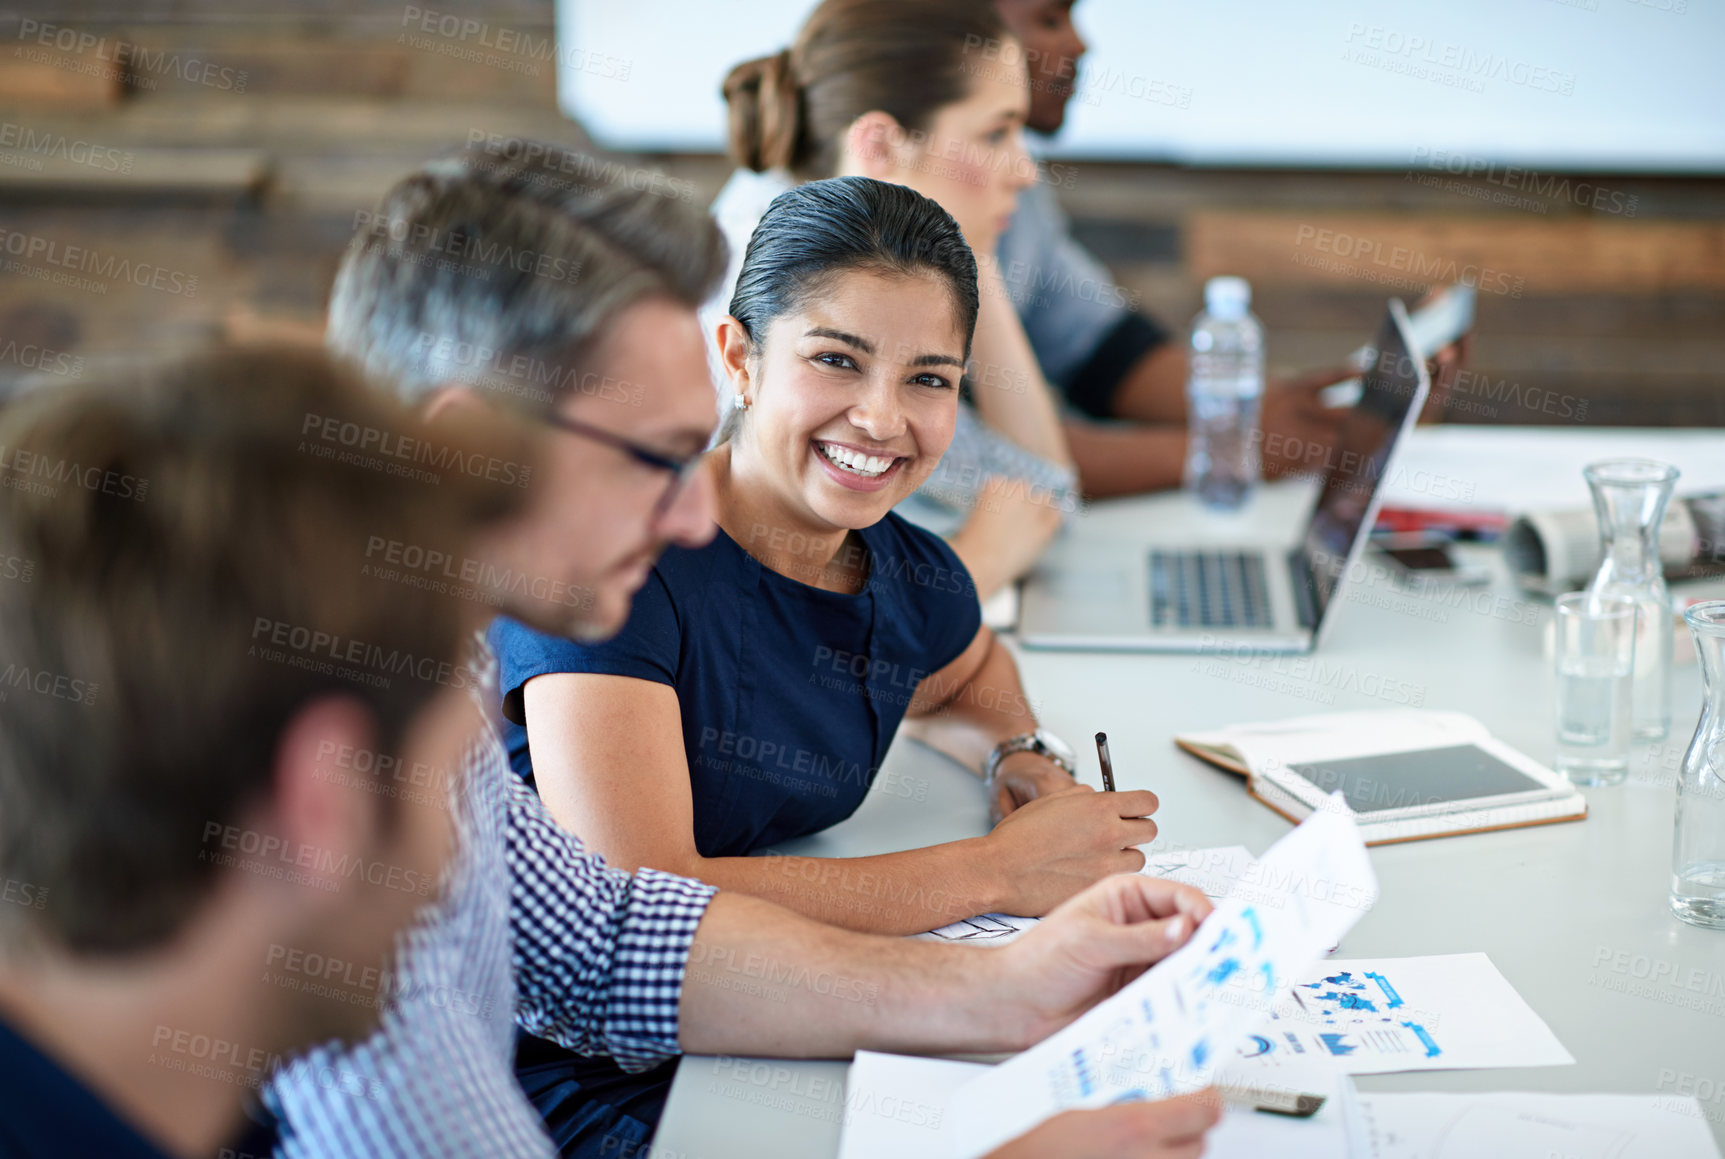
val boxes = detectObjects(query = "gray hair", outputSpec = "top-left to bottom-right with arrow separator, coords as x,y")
328,139 -> 727,415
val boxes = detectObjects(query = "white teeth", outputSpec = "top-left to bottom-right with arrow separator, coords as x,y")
818,442 -> 895,478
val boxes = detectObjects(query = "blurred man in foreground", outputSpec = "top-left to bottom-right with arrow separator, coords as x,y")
0,345 -> 529,1157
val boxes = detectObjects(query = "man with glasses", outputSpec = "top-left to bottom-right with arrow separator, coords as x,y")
268,140 -> 1220,1159
268,144 -> 724,1157
540,409 -> 705,515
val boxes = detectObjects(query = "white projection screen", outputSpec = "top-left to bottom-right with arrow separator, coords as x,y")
557,0 -> 1725,172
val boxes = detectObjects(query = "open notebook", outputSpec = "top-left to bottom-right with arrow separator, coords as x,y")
1174,709 -> 1587,845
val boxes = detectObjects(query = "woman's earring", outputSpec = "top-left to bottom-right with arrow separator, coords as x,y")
733,393 -> 750,411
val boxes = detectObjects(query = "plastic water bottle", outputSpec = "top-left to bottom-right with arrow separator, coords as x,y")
1185,276 -> 1264,510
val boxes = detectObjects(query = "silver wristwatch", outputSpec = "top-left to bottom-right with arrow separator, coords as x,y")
983,728 -> 1076,787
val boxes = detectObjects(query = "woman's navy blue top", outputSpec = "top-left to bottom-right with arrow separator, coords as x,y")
489,512 -> 982,856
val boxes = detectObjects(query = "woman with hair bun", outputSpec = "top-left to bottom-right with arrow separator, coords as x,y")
493,176 -> 1162,1156
706,0 -> 1078,602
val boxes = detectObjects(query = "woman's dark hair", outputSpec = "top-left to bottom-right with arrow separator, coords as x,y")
728,177 -> 980,369
722,0 -> 1008,179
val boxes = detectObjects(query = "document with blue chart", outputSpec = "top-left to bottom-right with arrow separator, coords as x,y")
946,800 -> 1377,1159
1224,951 -> 1573,1076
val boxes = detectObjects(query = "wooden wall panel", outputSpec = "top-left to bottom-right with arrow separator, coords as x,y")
1186,212 -> 1725,293
0,3 -> 1720,425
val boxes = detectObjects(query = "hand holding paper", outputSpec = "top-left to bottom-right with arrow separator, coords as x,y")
994,873 -> 1217,1046
949,799 -> 1378,1158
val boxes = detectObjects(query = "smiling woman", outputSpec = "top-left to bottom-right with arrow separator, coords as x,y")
488,177 -> 1159,1155
703,0 -> 1081,602
714,176 -> 977,537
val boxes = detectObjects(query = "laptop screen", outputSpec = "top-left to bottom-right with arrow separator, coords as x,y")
1299,303 -> 1428,622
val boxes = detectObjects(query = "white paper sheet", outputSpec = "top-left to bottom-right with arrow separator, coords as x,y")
1229,953 -> 1573,1075
946,803 -> 1377,1158
916,845 -> 1256,947
1140,844 -> 1257,900
838,1051 -> 1362,1159
836,1053 -> 986,1159
1209,1060 -> 1361,1159
1357,1092 -> 1722,1159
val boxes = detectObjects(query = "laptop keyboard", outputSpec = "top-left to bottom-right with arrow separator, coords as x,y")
1149,550 -> 1274,629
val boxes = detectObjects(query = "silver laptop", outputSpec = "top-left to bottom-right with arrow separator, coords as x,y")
1020,298 -> 1431,653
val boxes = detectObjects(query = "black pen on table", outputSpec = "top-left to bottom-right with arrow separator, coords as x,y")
1095,731 -> 1116,792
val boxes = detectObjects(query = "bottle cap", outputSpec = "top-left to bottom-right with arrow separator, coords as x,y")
1204,276 -> 1251,319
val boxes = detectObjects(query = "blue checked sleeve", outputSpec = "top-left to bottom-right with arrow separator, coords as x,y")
503,771 -> 717,1071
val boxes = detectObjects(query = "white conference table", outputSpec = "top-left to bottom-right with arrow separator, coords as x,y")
652,428 -> 1725,1157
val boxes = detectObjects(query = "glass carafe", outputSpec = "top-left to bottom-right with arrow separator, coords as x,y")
1672,602 -> 1725,928
1585,459 -> 1679,740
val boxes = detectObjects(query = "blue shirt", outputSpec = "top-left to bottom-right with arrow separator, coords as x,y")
0,1013 -> 275,1159
491,513 -> 982,857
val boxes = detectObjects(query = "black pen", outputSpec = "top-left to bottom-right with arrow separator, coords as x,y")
1095,731 -> 1116,792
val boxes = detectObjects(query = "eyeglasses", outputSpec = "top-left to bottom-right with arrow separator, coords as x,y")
539,411 -> 704,516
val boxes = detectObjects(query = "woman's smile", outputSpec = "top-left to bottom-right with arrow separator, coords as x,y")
812,437 -> 909,491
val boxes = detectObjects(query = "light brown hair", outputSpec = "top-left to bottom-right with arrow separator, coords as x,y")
723,0 -> 1009,180
0,343 -> 532,955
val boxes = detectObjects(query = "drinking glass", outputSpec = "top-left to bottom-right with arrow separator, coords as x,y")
1553,592 -> 1637,786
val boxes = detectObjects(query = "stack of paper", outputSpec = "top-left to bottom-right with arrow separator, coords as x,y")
843,801 -> 1637,1159
945,804 -> 1376,1156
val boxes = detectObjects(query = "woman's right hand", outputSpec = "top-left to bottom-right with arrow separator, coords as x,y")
978,785 -> 1160,917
